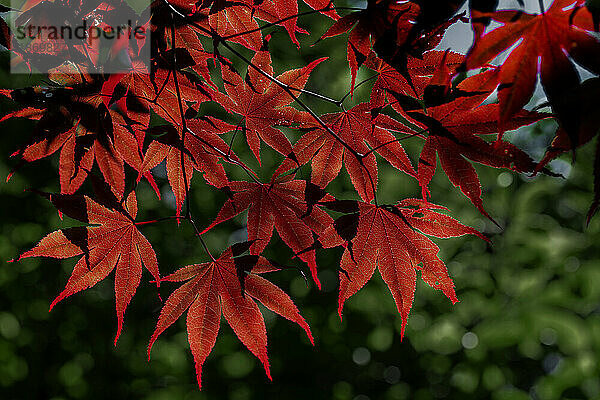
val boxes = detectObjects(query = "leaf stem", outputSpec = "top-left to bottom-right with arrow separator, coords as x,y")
362,127 -> 429,158
134,216 -> 182,226
338,74 -> 378,105
188,215 -> 216,261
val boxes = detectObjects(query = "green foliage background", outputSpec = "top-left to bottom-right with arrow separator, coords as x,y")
1,5 -> 600,400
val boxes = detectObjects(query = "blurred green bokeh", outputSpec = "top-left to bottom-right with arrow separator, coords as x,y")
2,3 -> 600,400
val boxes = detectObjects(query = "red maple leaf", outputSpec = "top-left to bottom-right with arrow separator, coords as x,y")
138,117 -> 238,217
248,0 -> 309,47
319,1 -> 421,94
196,4 -> 263,50
319,1 -> 466,95
390,57 -> 548,219
365,50 -> 465,106
200,177 -> 333,288
275,102 -> 417,203
147,243 -> 313,389
4,91 -> 142,198
318,198 -> 486,336
193,0 -> 337,48
460,0 -> 599,144
12,191 -> 160,344
302,0 -> 339,20
209,49 -> 325,164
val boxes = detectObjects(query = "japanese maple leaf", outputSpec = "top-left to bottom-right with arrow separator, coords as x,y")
147,244 -> 313,389
365,50 -> 465,107
250,0 -> 341,46
251,0 -> 309,47
275,102 -> 416,203
201,177 -> 333,288
209,49 -> 325,163
394,63 -> 547,219
192,0 -> 336,48
302,0 -> 340,19
195,4 -> 263,50
3,89 -> 142,198
194,0 -> 307,50
138,117 -> 238,217
320,1 -> 465,95
12,191 -> 160,344
319,1 -> 421,94
460,0 -> 600,145
101,27 -> 213,127
318,198 -> 486,336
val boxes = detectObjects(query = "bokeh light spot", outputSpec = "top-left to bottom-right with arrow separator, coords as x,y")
461,332 -> 479,349
497,172 -> 513,187
352,347 -> 371,366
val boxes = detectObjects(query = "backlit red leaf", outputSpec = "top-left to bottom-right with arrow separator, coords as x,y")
148,246 -> 312,389
13,191 -> 160,344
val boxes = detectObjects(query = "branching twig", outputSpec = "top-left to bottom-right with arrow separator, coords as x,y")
161,0 -> 385,204
168,11 -> 216,261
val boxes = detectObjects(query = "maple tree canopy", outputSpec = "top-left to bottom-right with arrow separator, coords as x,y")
2,0 -> 599,390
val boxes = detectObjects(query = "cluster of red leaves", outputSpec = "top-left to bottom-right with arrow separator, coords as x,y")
2,0 -> 599,390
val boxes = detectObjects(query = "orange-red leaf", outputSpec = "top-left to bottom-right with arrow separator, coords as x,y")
201,178 -> 333,288
210,51 -> 325,163
461,0 -> 599,143
393,60 -> 547,218
319,200 -> 482,337
148,246 -> 312,389
276,103 -> 416,202
14,191 -> 160,344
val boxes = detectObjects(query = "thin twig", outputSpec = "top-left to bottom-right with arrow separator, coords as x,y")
162,0 -> 379,203
167,11 -> 216,262
362,128 -> 429,158
189,215 -> 216,261
287,86 -> 341,106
